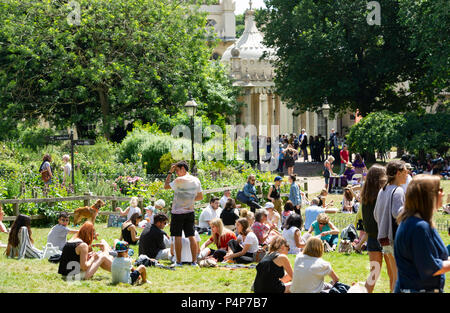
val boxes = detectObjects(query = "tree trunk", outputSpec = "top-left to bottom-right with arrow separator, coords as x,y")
396,147 -> 405,158
363,151 -> 376,163
98,89 -> 111,140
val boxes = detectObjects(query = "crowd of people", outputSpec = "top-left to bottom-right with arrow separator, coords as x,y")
1,158 -> 449,293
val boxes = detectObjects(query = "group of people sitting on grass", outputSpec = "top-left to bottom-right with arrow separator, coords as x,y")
1,159 -> 449,293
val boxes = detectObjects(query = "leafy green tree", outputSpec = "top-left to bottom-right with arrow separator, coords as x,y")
398,0 -> 450,103
347,110 -> 449,161
0,0 -> 239,140
346,111 -> 405,161
258,0 -> 431,116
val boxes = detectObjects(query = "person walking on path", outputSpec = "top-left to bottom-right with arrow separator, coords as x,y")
164,161 -> 203,267
299,129 -> 308,162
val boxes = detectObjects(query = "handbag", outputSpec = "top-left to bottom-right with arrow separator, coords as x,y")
236,190 -> 250,204
253,247 -> 267,263
378,186 -> 399,247
41,169 -> 51,183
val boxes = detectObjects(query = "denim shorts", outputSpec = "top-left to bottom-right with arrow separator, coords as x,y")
382,244 -> 394,255
367,236 -> 382,252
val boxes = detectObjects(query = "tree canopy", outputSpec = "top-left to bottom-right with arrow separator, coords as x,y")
258,0 -> 447,116
0,0 -> 240,140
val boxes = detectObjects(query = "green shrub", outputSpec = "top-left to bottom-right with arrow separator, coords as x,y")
159,152 -> 176,173
19,127 -> 57,151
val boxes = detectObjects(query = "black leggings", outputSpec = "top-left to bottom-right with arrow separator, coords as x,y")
227,239 -> 254,264
246,200 -> 262,213
209,249 -> 227,262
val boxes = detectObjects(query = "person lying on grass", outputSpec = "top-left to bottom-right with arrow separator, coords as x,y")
111,241 -> 148,285
6,214 -> 43,259
47,211 -> 78,251
58,221 -> 113,281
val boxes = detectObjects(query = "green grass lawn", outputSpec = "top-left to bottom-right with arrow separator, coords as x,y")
0,218 -> 448,293
0,180 -> 448,293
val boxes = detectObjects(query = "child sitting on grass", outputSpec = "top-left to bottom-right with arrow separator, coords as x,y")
111,241 -> 148,285
47,212 -> 78,250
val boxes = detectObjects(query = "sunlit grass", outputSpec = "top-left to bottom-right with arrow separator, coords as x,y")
0,219 -> 448,293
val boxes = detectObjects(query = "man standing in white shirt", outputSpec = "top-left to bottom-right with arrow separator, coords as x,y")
219,190 -> 231,210
164,161 -> 203,267
198,197 -> 222,231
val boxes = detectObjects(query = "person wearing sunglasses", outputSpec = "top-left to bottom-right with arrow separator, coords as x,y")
253,236 -> 293,293
243,175 -> 261,213
307,213 -> 339,251
47,211 -> 78,251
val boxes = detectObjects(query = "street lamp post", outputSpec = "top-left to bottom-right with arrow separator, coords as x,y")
185,93 -> 198,175
322,99 -> 330,160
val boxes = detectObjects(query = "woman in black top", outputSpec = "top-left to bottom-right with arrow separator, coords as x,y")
58,221 -> 113,280
120,213 -> 142,245
220,199 -> 240,230
267,176 -> 283,215
253,236 -> 293,293
283,145 -> 297,176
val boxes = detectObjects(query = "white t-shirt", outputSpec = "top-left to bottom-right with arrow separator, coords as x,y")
170,231 -> 200,263
291,253 -> 332,293
63,163 -> 72,179
237,232 -> 259,254
198,205 -> 223,229
127,206 -> 142,221
47,224 -> 70,250
219,195 -> 229,210
401,174 -> 412,193
111,257 -> 133,284
170,174 -> 202,214
282,226 -> 301,255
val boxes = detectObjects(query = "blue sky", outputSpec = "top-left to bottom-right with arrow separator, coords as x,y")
235,0 -> 266,14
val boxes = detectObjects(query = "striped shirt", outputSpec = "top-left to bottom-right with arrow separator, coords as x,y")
8,226 -> 43,259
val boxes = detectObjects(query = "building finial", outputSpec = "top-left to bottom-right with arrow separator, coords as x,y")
249,0 -> 253,11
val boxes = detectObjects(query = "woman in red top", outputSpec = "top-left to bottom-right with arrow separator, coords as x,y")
199,218 -> 236,262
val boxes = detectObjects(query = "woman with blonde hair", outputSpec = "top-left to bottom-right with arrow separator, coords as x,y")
373,160 -> 408,292
394,175 -> 449,293
199,218 -> 236,262
116,196 -> 142,221
61,154 -> 72,186
307,213 -> 339,250
323,156 -> 335,189
58,221 -> 113,280
253,236 -> 293,293
291,237 -> 340,293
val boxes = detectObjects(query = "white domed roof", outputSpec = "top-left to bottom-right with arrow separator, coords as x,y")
222,9 -> 275,62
